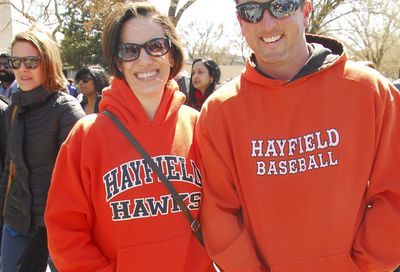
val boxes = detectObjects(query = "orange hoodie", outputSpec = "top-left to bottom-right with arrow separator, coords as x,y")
45,77 -> 213,272
197,36 -> 400,272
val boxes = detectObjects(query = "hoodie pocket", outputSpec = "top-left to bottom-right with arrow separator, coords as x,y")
271,253 -> 361,272
116,234 -> 190,272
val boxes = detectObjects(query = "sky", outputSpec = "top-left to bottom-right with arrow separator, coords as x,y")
148,0 -> 240,39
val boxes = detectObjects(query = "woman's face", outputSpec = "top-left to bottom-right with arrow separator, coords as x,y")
11,41 -> 43,91
78,74 -> 96,96
191,61 -> 212,94
118,17 -> 173,99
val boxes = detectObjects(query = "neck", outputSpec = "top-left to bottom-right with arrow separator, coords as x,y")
137,91 -> 164,122
257,42 -> 310,81
84,93 -> 98,114
198,87 -> 207,95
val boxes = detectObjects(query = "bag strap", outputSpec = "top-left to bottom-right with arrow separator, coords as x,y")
103,111 -> 204,246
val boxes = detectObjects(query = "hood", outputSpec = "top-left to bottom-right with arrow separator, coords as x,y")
99,77 -> 185,127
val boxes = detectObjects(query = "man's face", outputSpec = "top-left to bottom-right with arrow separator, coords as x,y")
0,57 -> 15,83
236,0 -> 312,74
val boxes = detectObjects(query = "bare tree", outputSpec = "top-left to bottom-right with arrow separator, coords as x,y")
339,0 -> 400,69
307,0 -> 354,34
180,21 -> 227,61
0,0 -> 63,36
168,0 -> 197,26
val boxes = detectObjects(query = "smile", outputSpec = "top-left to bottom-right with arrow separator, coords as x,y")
136,70 -> 158,80
261,35 -> 282,43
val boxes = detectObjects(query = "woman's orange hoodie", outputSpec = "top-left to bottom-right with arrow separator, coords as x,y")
45,78 -> 213,271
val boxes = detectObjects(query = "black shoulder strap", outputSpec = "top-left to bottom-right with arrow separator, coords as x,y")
103,110 -> 204,246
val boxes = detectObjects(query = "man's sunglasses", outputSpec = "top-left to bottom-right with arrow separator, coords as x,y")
117,37 -> 172,62
236,0 -> 302,23
0,62 -> 11,69
9,56 -> 41,70
76,74 -> 92,84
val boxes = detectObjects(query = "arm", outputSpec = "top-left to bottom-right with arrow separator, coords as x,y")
45,125 -> 115,272
352,83 -> 400,271
196,109 -> 265,272
57,97 -> 85,146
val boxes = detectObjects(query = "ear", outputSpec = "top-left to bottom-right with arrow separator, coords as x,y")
302,1 -> 312,28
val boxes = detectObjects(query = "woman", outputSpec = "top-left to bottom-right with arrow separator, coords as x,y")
75,66 -> 109,114
187,58 -> 220,111
0,25 -> 85,272
45,2 -> 214,271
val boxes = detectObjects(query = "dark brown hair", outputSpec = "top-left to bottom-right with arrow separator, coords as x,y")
102,2 -> 185,80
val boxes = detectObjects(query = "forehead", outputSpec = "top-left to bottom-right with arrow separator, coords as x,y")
120,17 -> 165,44
193,61 -> 208,70
12,41 -> 40,57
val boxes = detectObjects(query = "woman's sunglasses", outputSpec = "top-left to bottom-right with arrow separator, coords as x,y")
9,56 -> 41,70
76,74 -> 92,84
117,37 -> 171,62
236,0 -> 301,23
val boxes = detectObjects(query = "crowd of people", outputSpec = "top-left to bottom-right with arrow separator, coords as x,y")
0,0 -> 399,271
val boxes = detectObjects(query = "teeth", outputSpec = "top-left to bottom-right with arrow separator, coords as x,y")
136,70 -> 157,79
262,35 -> 281,43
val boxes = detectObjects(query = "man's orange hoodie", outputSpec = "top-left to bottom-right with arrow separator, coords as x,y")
197,35 -> 400,272
45,78 -> 213,271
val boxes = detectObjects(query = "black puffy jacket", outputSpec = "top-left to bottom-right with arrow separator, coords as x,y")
2,86 -> 85,235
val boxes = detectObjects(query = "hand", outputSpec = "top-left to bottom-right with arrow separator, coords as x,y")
18,227 -> 49,272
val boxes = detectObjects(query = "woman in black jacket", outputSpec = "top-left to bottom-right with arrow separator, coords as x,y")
1,25 -> 85,272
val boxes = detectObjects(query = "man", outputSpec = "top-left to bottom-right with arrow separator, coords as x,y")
0,52 -> 18,102
197,0 -> 400,271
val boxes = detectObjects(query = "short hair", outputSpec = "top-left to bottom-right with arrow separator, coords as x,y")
11,25 -> 67,92
102,2 -> 185,80
75,66 -> 110,94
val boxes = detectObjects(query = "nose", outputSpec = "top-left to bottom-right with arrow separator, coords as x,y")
136,47 -> 152,63
259,9 -> 277,30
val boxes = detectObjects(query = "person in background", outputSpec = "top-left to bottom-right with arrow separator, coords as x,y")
66,78 -> 79,98
0,52 -> 18,102
175,69 -> 190,97
0,25 -> 85,272
45,2 -> 214,271
75,66 -> 109,114
186,58 -> 220,111
197,0 -> 400,271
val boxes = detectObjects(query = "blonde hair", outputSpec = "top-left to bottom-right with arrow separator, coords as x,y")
11,25 -> 67,92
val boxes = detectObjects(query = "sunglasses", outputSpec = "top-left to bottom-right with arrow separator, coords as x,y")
9,56 -> 41,70
236,0 -> 301,23
77,74 -> 92,83
0,62 -> 11,69
117,37 -> 172,62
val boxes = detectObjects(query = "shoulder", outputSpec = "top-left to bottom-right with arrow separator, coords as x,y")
203,77 -> 241,108
54,92 -> 84,111
340,60 -> 392,94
